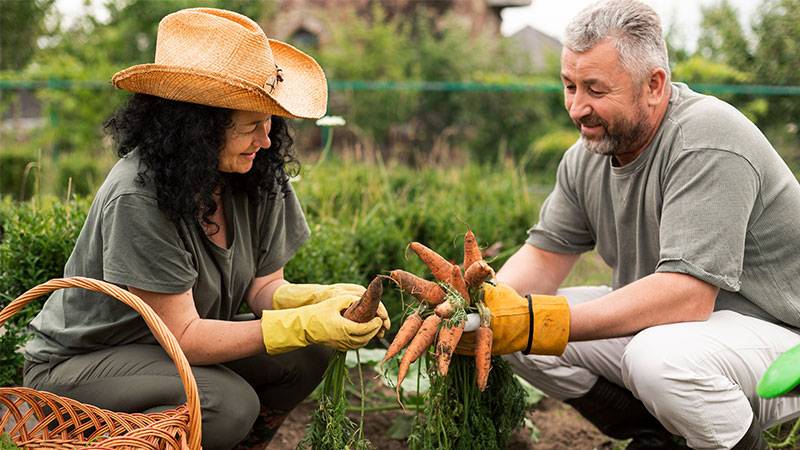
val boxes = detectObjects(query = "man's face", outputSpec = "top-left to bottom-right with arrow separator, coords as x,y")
561,40 -> 650,161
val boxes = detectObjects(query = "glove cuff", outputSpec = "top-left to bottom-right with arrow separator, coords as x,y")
528,295 -> 570,356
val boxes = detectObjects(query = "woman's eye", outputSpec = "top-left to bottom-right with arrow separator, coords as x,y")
239,125 -> 258,134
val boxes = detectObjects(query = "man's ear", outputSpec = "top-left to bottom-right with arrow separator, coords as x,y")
645,68 -> 668,107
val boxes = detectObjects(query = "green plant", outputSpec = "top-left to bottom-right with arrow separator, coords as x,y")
0,433 -> 20,450
0,196 -> 89,386
0,146 -> 39,200
407,355 -> 527,449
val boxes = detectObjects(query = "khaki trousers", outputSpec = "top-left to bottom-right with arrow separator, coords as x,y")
24,343 -> 332,450
505,286 -> 800,450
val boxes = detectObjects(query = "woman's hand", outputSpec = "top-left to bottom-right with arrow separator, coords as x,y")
260,295 -> 383,354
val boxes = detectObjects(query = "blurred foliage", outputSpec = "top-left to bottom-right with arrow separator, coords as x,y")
310,4 -> 566,163
0,0 -> 55,70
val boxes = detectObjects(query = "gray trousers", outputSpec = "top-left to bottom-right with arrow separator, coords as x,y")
505,286 -> 800,450
24,343 -> 332,450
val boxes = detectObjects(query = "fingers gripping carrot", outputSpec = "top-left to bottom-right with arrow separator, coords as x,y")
397,314 -> 442,394
463,230 -> 482,270
343,276 -> 383,323
434,300 -> 454,318
382,310 -> 424,363
409,242 -> 453,283
388,270 -> 446,305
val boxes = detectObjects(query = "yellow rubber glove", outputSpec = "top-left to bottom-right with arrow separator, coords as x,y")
261,294 -> 383,355
273,283 -> 390,335
456,283 -> 570,356
272,283 -> 366,309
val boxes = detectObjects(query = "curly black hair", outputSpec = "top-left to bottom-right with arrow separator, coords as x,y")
104,94 -> 300,231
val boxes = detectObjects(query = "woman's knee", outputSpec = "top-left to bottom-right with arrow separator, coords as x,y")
198,367 -> 260,450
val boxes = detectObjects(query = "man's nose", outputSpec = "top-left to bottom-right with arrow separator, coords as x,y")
568,90 -> 592,123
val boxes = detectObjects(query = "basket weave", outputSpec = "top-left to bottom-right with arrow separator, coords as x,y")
0,277 -> 201,449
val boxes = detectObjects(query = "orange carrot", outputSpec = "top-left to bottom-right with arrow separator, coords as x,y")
463,230 -> 481,270
388,270 -> 446,305
382,311 -> 424,363
397,314 -> 442,393
434,300 -> 454,318
343,277 -> 383,323
409,242 -> 453,283
449,264 -> 470,303
475,325 -> 493,391
464,260 -> 493,288
436,321 -> 465,376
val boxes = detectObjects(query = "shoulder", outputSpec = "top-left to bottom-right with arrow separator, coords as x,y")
94,151 -> 158,207
665,83 -> 771,156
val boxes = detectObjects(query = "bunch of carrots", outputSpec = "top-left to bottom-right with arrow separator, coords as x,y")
383,230 -> 496,393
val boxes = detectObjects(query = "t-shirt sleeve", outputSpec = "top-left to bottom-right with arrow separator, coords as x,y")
656,149 -> 760,291
527,155 -> 595,253
101,193 -> 197,293
255,184 -> 311,277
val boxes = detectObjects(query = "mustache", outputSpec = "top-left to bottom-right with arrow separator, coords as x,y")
574,114 -> 609,129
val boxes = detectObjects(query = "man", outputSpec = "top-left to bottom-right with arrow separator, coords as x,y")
467,1 -> 800,449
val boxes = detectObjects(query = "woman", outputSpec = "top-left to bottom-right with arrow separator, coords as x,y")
22,8 -> 388,450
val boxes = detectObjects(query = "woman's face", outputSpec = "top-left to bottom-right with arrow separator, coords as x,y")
219,110 -> 272,173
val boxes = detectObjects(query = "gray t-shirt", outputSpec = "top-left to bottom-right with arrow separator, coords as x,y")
25,151 -> 310,363
528,83 -> 800,329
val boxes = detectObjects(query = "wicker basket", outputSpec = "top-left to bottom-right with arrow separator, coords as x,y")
0,277 -> 202,449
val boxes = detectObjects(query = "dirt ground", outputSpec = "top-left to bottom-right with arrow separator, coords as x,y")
268,396 -> 616,450
266,365 -> 617,450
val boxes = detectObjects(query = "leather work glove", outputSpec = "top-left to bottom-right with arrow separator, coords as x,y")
456,283 -> 570,356
273,283 -> 390,335
261,294 -> 383,355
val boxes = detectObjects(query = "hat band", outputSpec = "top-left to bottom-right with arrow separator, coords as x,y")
266,64 -> 284,94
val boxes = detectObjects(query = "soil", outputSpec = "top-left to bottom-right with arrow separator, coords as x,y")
265,366 -> 618,450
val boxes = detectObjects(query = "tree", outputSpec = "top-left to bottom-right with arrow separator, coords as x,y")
0,0 -> 54,70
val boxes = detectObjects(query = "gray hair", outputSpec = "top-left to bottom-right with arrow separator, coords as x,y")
564,0 -> 670,82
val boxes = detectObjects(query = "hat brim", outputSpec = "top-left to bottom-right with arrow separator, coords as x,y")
112,39 -> 327,120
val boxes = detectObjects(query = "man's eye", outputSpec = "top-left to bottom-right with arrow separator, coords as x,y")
565,85 -> 576,92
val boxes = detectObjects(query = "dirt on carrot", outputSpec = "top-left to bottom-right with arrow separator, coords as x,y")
448,264 -> 470,303
396,314 -> 442,394
464,260 -> 493,288
344,276 -> 383,323
409,242 -> 453,283
463,230 -> 481,270
436,321 -> 465,376
388,270 -> 445,305
475,325 -> 493,391
382,310 -> 424,363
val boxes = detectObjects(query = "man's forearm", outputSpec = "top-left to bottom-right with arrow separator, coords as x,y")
569,272 -> 718,341
497,244 -> 580,295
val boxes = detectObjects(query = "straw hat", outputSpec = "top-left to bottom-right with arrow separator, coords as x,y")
112,8 -> 327,119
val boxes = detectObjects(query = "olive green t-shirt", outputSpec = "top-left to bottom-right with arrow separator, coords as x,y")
528,83 -> 800,329
25,151 -> 310,363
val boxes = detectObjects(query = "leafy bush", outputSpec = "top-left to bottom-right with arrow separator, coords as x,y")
56,151 -> 110,197
0,146 -> 39,200
0,197 -> 90,386
526,128 -> 579,172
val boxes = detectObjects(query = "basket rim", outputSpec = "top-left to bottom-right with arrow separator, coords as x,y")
0,276 -> 201,450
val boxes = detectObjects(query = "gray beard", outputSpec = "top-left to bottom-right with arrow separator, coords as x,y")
579,109 -> 649,159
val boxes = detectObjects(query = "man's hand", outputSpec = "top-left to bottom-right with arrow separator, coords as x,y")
455,283 -> 570,356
